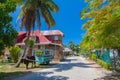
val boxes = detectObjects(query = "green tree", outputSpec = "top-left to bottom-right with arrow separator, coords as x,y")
15,0 -> 59,67
68,41 -> 75,51
74,45 -> 80,53
0,0 -> 18,55
80,0 -> 120,52
68,41 -> 80,53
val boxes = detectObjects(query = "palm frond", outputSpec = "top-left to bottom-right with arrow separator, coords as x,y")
44,0 -> 59,13
39,4 -> 55,27
36,8 -> 41,30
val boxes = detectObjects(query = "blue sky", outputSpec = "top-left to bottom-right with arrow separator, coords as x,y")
11,0 -> 87,45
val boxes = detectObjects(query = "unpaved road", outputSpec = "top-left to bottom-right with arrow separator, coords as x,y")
14,56 -> 111,80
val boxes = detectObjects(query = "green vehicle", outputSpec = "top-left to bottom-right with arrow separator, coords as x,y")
34,49 -> 53,64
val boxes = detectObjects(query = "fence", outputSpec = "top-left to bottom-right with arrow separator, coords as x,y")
94,49 -> 111,64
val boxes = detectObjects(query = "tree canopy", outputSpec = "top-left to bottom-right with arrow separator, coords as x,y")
17,0 -> 59,31
0,0 -> 18,55
68,41 -> 80,53
80,0 -> 120,52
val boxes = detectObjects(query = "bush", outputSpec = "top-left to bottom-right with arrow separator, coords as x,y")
28,39 -> 34,47
36,49 -> 43,57
0,59 -> 9,63
89,53 -> 97,61
75,53 -> 80,56
9,46 -> 20,63
89,53 -> 110,70
96,59 -> 110,69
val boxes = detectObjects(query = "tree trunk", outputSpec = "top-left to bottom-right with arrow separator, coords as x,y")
14,46 -> 28,67
14,31 -> 30,67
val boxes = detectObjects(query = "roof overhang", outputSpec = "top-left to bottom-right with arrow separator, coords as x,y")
16,42 -> 63,48
16,43 -> 25,46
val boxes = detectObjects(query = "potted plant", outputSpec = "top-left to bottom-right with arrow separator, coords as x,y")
36,49 -> 43,57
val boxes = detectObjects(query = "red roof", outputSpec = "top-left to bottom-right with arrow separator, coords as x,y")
34,30 -> 51,44
16,30 -> 63,45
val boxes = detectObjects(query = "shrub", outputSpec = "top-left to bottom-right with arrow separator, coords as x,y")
89,53 -> 97,61
36,49 -> 43,57
96,59 -> 110,69
9,46 -> 20,63
28,39 -> 34,47
89,53 -> 110,70
75,53 -> 80,56
0,59 -> 9,63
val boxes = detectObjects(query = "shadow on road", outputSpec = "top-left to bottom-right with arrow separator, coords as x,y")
20,57 -> 101,80
1,71 -> 32,80
31,71 -> 69,80
94,71 -> 120,80
64,59 -> 78,62
13,57 -> 103,80
51,58 -> 101,72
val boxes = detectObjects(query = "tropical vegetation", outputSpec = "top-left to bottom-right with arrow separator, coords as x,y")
0,0 -> 18,55
9,46 -> 21,63
68,41 -> 80,54
80,0 -> 120,54
36,49 -> 43,57
80,0 -> 120,70
89,53 -> 110,69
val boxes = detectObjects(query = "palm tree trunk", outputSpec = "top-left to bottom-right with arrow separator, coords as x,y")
14,31 -> 30,67
14,45 -> 27,67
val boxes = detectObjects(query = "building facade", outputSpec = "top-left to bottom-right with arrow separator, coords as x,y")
16,30 -> 64,61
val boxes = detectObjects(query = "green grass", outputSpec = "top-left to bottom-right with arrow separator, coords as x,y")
0,62 -> 56,79
0,63 -> 27,79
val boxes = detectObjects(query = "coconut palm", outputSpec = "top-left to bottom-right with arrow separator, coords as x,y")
15,0 -> 59,67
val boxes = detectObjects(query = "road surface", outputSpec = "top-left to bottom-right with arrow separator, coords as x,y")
14,56 -> 111,80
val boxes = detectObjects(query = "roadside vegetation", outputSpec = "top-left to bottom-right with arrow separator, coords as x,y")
0,61 -> 55,79
0,0 -> 59,79
80,0 -> 120,71
89,53 -> 110,70
0,0 -> 18,56
1,0 -> 120,79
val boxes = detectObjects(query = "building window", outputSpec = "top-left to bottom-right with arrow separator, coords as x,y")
54,36 -> 58,40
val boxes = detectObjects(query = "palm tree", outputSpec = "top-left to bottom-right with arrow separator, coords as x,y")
68,41 -> 75,51
15,0 -> 59,67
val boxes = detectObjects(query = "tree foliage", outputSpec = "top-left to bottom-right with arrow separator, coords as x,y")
0,0 -> 18,55
80,0 -> 120,52
68,41 -> 80,53
17,0 -> 59,31
27,39 -> 35,47
68,41 -> 75,51
9,46 -> 20,63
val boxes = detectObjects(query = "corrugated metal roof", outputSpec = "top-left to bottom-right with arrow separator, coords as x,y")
41,30 -> 63,36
